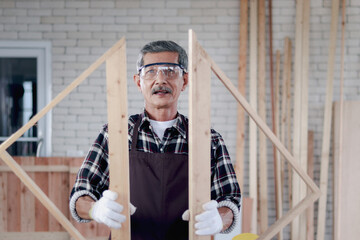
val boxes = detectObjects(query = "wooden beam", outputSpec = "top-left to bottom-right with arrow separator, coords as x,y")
274,50 -> 283,240
249,0 -> 258,233
106,41 -> 130,240
188,29 -> 211,240
280,37 -> 292,204
317,0 -> 341,239
333,101 -> 360,239
0,151 -> 85,240
334,1 -> 346,238
307,131 -> 315,240
236,0 -> 248,193
258,0 -> 268,234
0,37 -> 126,154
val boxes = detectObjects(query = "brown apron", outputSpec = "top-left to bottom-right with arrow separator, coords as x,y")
129,116 -> 189,240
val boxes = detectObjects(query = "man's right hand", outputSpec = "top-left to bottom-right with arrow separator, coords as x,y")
89,190 -> 135,229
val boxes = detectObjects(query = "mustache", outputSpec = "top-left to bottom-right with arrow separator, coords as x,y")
151,86 -> 173,95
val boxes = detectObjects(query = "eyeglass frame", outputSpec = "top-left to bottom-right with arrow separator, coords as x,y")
137,62 -> 187,81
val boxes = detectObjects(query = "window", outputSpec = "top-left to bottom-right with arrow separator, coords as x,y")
0,41 -> 52,156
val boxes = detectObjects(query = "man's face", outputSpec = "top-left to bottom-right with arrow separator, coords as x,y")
134,51 -> 188,112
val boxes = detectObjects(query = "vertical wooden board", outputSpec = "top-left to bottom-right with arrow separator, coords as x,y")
7,156 -> 21,231
249,0 -> 258,234
307,131 -> 314,240
106,42 -> 130,240
188,29 -> 211,240
242,197 -> 254,233
334,101 -> 360,239
35,157 -> 49,231
274,50 -> 283,240
257,0 -> 268,234
0,156 -> 8,231
20,156 -> 36,231
299,0 -> 310,238
317,1 -> 341,240
292,0 -> 304,237
49,157 -> 69,231
236,0 -> 249,191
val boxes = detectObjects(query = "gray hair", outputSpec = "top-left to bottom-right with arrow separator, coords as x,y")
136,40 -> 188,72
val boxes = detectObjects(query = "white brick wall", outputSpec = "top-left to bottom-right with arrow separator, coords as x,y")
1,0 -> 360,239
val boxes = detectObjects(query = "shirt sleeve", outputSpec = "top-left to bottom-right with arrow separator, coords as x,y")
69,125 -> 110,222
210,129 -> 242,233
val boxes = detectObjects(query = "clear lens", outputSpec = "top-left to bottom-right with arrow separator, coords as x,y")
140,64 -> 183,81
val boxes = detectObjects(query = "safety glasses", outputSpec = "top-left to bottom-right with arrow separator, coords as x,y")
138,62 -> 186,81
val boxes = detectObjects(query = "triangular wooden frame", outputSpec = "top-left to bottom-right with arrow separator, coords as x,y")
188,29 -> 320,240
0,37 -> 127,240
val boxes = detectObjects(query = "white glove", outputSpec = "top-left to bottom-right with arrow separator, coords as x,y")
89,190 -> 136,229
182,200 -> 223,235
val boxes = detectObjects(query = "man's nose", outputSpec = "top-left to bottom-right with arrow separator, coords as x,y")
155,69 -> 167,82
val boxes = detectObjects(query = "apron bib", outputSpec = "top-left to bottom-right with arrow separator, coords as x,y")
129,116 -> 189,240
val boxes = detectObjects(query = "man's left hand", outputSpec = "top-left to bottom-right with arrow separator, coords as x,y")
182,200 -> 223,236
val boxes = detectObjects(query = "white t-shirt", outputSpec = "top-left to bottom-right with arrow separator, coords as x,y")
148,119 -> 176,140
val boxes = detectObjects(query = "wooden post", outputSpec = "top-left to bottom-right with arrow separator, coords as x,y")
258,0 -> 268,234
249,0 -> 258,233
236,0 -> 248,193
280,37 -> 293,217
274,50 -> 283,240
188,29 -> 212,240
292,0 -> 310,238
317,0 -> 340,239
307,131 -> 314,240
106,41 -> 130,240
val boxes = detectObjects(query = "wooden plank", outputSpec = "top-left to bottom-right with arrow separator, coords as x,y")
0,232 -> 70,240
316,0 -> 340,239
0,152 -> 86,240
49,157 -> 69,232
249,0 -> 258,233
236,0 -> 248,192
106,40 -> 130,240
334,2 -> 346,238
7,156 -> 21,231
242,197 -> 253,233
20,156 -> 36,231
0,37 -> 126,154
299,1 -> 310,238
258,0 -> 268,234
274,50 -> 283,240
188,29 -> 212,240
35,157 -> 49,231
280,37 -> 293,211
0,155 -> 7,231
333,101 -> 360,239
307,131 -> 314,240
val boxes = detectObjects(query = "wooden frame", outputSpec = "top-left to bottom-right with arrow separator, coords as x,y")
1,30 -> 321,240
0,37 -> 127,240
188,29 -> 320,240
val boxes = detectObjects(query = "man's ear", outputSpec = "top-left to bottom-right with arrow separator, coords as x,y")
133,74 -> 142,91
181,72 -> 189,91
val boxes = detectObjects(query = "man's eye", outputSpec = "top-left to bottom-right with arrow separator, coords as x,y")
146,69 -> 156,74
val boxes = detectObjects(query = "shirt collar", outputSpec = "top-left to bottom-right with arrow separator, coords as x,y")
139,110 -> 187,139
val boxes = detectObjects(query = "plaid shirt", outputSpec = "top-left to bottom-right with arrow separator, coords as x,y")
70,111 -> 241,232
